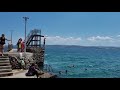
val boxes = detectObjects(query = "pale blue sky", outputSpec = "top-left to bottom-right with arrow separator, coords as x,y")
0,12 -> 120,46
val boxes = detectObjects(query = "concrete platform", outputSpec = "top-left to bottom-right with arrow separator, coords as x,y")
0,69 -> 36,78
0,69 -> 57,78
3,51 -> 33,58
1,49 -> 57,78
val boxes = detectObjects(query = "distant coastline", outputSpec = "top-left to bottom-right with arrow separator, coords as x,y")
4,44 -> 120,48
45,45 -> 120,48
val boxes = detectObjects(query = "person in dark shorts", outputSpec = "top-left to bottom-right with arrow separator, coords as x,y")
0,34 -> 10,56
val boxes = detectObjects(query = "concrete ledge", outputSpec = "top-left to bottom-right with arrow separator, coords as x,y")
0,70 -> 36,78
0,69 -> 57,78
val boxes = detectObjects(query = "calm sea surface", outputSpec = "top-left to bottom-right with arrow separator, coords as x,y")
44,45 -> 120,78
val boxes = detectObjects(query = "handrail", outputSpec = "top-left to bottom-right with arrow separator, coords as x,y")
43,64 -> 53,72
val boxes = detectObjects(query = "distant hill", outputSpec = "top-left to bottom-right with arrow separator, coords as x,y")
4,45 -> 120,52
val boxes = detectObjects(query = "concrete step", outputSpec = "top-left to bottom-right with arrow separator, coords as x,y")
0,55 -> 12,77
0,56 -> 9,58
2,54 -> 9,56
0,58 -> 9,60
0,65 -> 12,69
0,63 -> 11,66
0,60 -> 10,63
0,69 -> 12,73
0,72 -> 13,77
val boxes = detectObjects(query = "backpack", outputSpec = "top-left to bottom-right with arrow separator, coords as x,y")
0,37 -> 1,44
0,37 -> 5,45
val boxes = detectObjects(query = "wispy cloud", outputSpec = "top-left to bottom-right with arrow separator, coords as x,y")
11,35 -> 120,47
46,36 -> 82,45
87,36 -> 113,42
117,35 -> 120,37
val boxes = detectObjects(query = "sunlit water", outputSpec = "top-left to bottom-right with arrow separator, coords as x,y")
44,45 -> 120,78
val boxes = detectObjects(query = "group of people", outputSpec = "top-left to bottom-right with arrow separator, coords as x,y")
17,38 -> 25,52
0,34 -> 44,78
0,33 -> 25,56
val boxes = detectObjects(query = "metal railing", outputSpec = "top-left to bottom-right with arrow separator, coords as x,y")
43,64 -> 53,73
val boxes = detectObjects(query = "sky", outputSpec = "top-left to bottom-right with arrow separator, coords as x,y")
1,12 -> 120,46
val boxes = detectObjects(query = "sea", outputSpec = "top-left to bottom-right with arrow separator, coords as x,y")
44,45 -> 120,78
4,45 -> 120,78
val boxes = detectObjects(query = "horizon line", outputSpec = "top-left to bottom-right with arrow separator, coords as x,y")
4,44 -> 120,48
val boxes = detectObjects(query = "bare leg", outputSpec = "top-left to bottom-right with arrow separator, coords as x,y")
0,45 -> 3,56
1,45 -> 4,56
0,52 -> 2,56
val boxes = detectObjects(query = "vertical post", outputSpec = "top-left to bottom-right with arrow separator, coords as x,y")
43,37 -> 46,49
40,29 -> 41,48
10,30 -> 13,50
10,30 -> 13,44
23,17 -> 29,55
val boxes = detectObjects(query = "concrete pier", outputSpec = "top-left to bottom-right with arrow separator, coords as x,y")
0,69 -> 57,78
3,49 -> 33,59
0,49 -> 57,78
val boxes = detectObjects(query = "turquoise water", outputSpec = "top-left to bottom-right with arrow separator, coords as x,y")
45,45 -> 120,78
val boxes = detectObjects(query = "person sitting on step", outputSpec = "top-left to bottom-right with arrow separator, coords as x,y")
26,63 -> 44,78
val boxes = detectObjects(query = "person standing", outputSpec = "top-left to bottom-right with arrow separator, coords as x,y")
21,41 -> 25,52
0,34 -> 10,56
17,38 -> 22,52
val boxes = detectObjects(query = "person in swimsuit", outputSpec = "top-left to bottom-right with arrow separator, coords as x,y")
0,34 -> 10,56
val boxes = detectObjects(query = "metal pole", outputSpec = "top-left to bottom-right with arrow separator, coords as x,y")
23,17 -> 29,55
9,30 -> 13,50
40,29 -> 41,48
10,30 -> 13,44
11,31 -> 12,44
